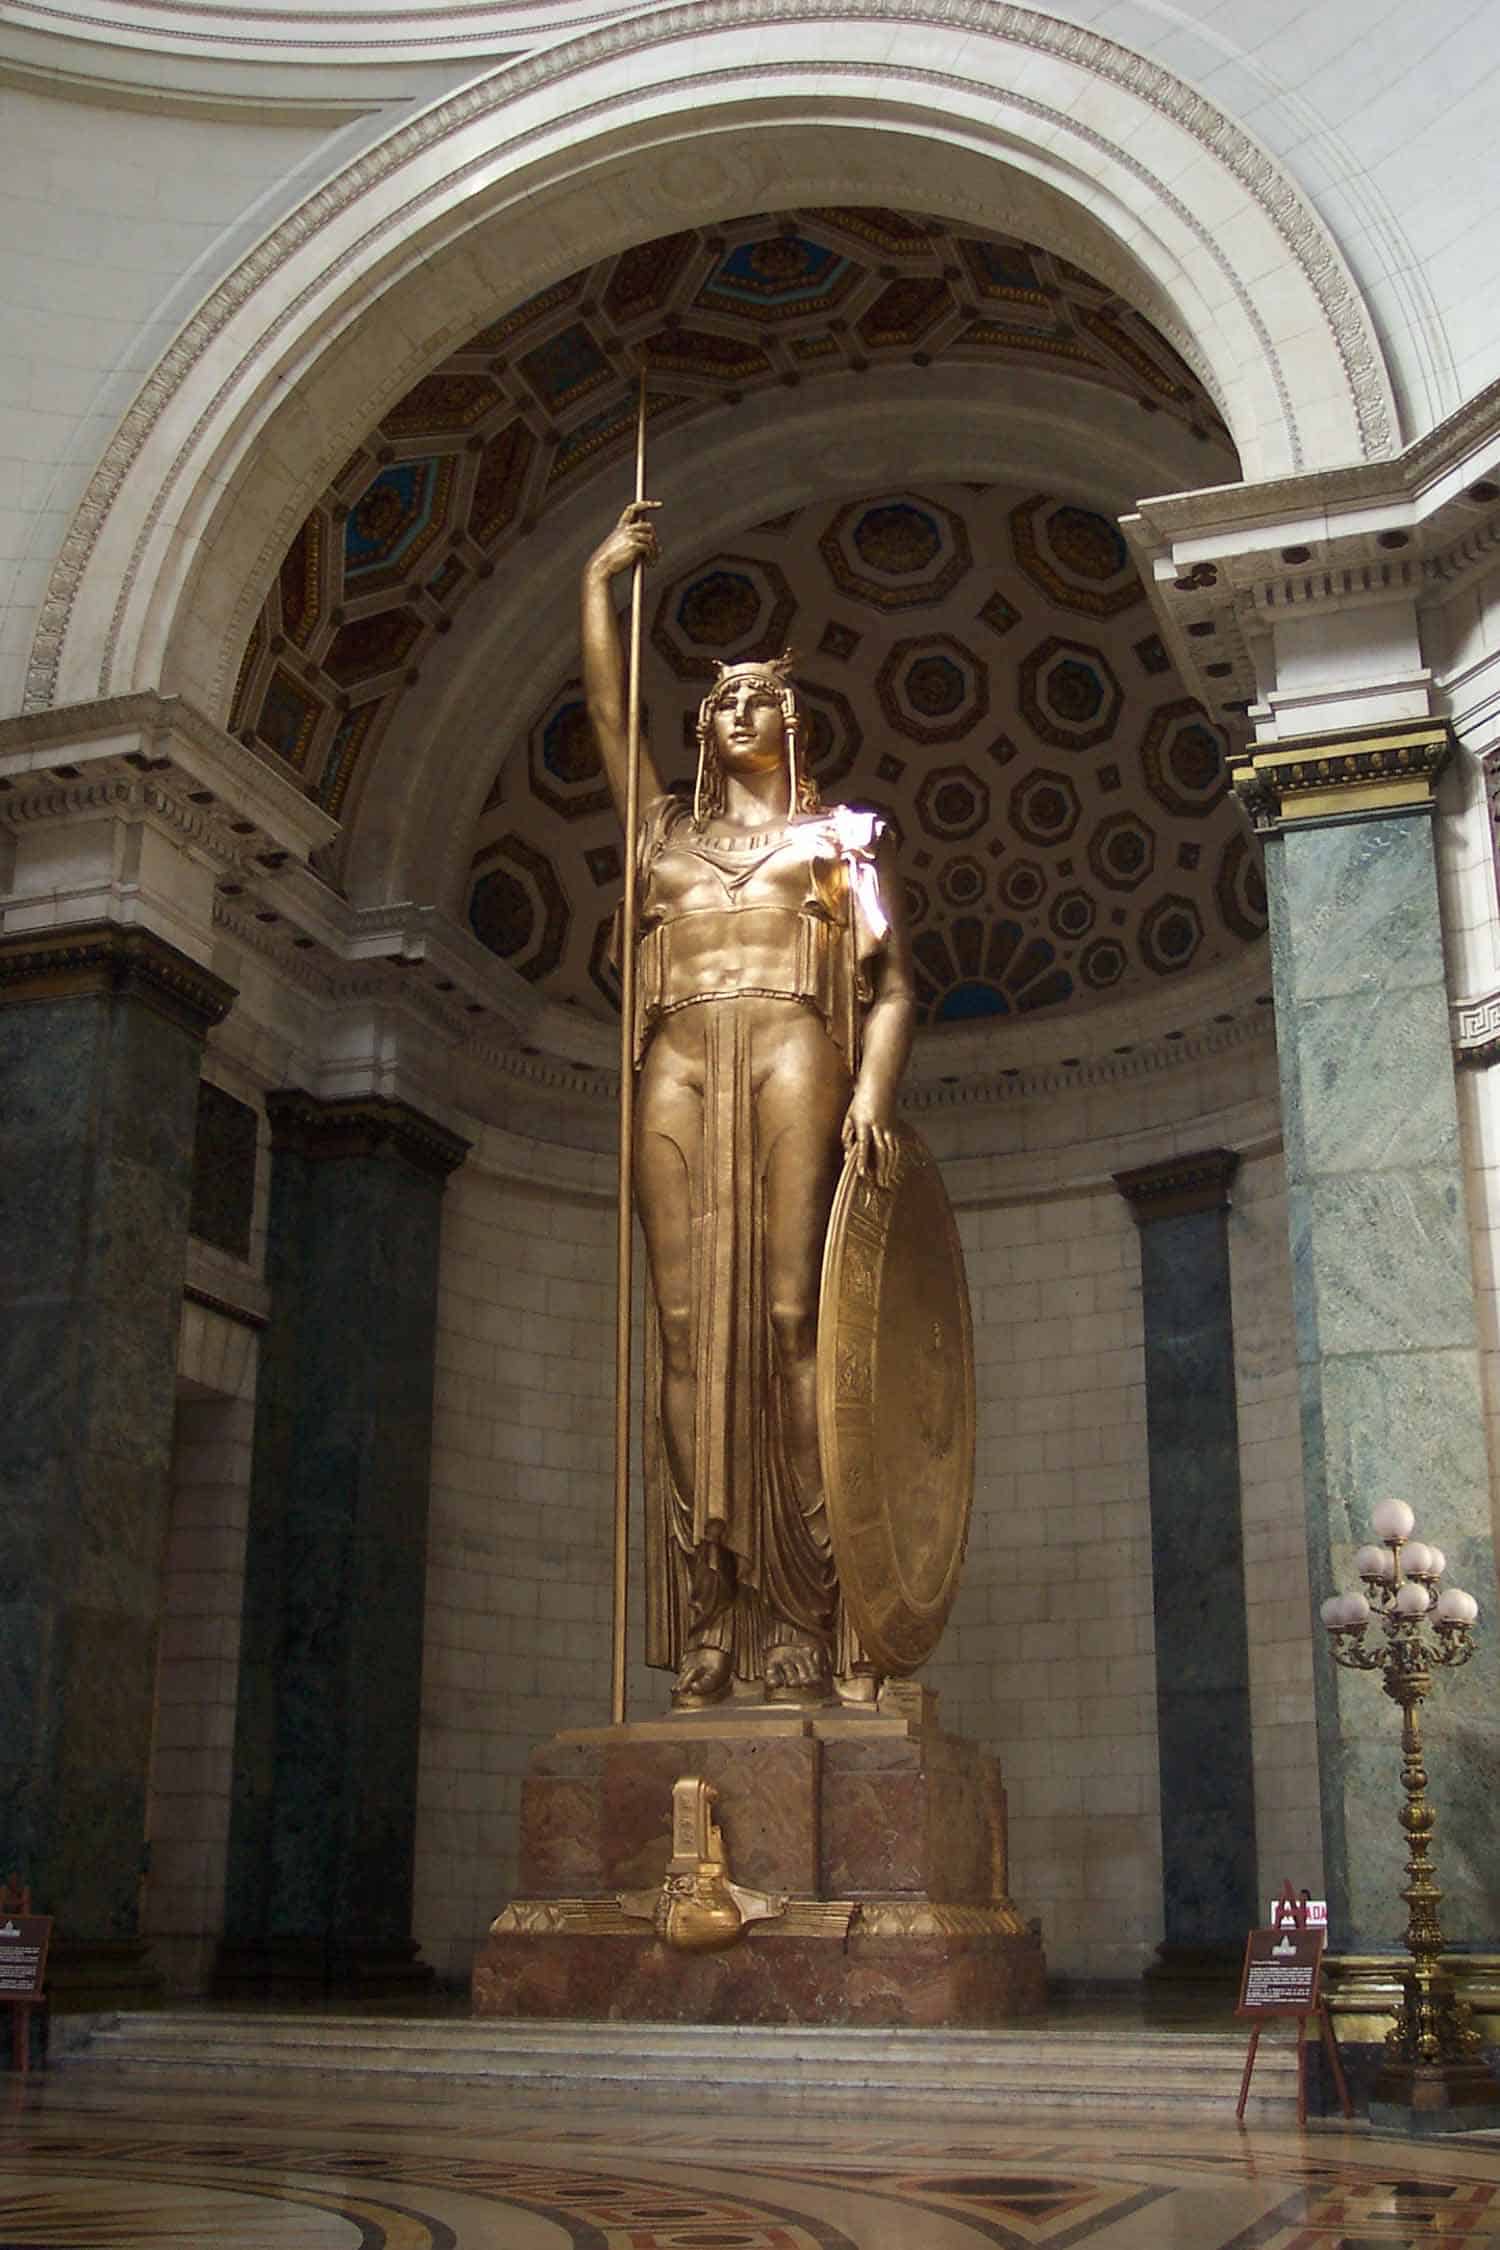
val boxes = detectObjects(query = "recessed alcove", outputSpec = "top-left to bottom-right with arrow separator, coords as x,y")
161,205 -> 1311,1988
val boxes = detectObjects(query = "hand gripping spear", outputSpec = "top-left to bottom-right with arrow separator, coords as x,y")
610,371 -> 649,1728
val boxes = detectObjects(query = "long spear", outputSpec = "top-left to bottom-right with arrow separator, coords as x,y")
610,370 -> 648,1728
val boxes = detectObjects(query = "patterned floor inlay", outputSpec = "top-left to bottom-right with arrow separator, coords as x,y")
3,2072 -> 1499,2249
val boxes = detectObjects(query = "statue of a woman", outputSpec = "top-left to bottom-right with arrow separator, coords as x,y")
582,502 -> 917,1709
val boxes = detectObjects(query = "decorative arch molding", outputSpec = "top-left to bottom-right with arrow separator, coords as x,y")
23,0 -> 1397,722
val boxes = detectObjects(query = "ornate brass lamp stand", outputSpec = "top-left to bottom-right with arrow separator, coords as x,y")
1321,1498 -> 1500,2132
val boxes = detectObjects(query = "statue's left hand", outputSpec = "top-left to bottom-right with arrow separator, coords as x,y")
842,1089 -> 898,1187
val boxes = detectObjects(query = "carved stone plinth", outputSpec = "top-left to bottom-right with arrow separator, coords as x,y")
474,1701 -> 1046,2027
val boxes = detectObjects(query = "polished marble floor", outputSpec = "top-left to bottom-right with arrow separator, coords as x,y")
3,2060 -> 1500,2250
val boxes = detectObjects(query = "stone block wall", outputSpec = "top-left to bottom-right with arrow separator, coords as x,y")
143,1373 -> 256,1993
143,1061 -> 269,1993
927,1184 -> 1158,1981
415,1132 -> 618,1983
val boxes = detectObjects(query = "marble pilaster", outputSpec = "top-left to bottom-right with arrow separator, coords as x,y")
1235,721 -> 1500,1951
1115,1150 -> 1258,1973
219,1092 -> 468,1993
0,925 -> 234,1998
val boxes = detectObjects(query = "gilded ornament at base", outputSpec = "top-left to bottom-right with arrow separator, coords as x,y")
617,1776 -> 787,1953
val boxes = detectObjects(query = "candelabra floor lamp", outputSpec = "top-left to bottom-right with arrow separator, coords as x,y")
1322,1499 -> 1500,2134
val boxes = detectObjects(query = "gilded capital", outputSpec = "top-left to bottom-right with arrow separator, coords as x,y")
1230,719 -> 1452,833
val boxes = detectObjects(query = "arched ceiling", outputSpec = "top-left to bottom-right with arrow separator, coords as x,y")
467,481 -> 1266,1030
226,205 -> 1235,830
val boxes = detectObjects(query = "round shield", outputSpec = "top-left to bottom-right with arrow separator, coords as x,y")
816,1124 -> 975,1674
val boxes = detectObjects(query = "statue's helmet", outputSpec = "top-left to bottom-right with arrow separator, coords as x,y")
693,652 -> 821,823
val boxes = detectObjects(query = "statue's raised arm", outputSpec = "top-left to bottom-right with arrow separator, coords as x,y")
581,501 -> 665,819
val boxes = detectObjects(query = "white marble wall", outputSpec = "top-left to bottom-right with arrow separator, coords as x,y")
0,83 -> 346,708
1432,560 -> 1500,1565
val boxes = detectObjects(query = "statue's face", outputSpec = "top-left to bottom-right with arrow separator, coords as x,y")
710,678 -> 786,775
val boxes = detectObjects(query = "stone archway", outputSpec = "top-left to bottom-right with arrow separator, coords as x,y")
26,0 -> 1396,748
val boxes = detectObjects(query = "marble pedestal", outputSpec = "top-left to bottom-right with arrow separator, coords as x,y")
474,1701 -> 1046,2027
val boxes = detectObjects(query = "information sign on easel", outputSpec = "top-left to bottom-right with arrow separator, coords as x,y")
1235,1881 -> 1351,2125
0,1883 -> 51,2076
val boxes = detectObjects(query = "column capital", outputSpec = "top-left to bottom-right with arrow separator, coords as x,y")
265,1089 -> 470,1180
1231,717 -> 1452,834
1114,1147 -> 1240,1222
0,921 -> 235,1036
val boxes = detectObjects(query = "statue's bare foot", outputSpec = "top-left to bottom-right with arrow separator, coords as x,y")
764,1633 -> 832,1705
672,1644 -> 732,1710
835,1670 -> 880,1707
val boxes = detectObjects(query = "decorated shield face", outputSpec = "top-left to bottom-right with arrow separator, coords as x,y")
693,653 -> 820,822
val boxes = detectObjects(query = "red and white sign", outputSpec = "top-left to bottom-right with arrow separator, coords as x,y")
1267,1896 -> 1326,1930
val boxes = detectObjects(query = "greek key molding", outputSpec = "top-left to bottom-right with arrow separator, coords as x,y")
23,0 -> 1392,715
1454,989 -> 1500,1067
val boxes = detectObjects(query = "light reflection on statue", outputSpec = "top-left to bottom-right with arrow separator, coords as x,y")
582,502 -> 917,1709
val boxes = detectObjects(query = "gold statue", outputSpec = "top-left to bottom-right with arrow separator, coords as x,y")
582,501 -> 918,1710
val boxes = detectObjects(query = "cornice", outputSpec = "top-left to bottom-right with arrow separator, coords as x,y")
0,692 -> 339,868
1137,376 -> 1500,548
456,988 -> 1279,1116
210,884 -> 550,1051
1114,1145 -> 1239,1221
183,1281 -> 269,1331
903,999 -> 1275,1112
264,1086 -> 472,1175
22,0 -> 1392,716
0,921 -> 236,1034
4,771 -> 263,881
1125,386 -> 1500,720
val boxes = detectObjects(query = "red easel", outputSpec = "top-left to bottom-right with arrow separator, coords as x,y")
1235,1881 -> 1352,2126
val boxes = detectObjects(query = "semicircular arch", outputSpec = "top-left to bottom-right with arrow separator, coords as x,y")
24,0 -> 1397,736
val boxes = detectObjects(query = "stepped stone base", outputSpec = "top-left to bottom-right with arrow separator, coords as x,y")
475,1702 -> 1046,2028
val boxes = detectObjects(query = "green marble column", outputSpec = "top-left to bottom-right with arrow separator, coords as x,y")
1236,722 -> 1500,1952
220,1091 -> 468,1993
0,926 -> 234,2002
1116,1150 -> 1258,1981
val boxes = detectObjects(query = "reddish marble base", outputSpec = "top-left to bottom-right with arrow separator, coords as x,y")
474,1703 -> 1046,2027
